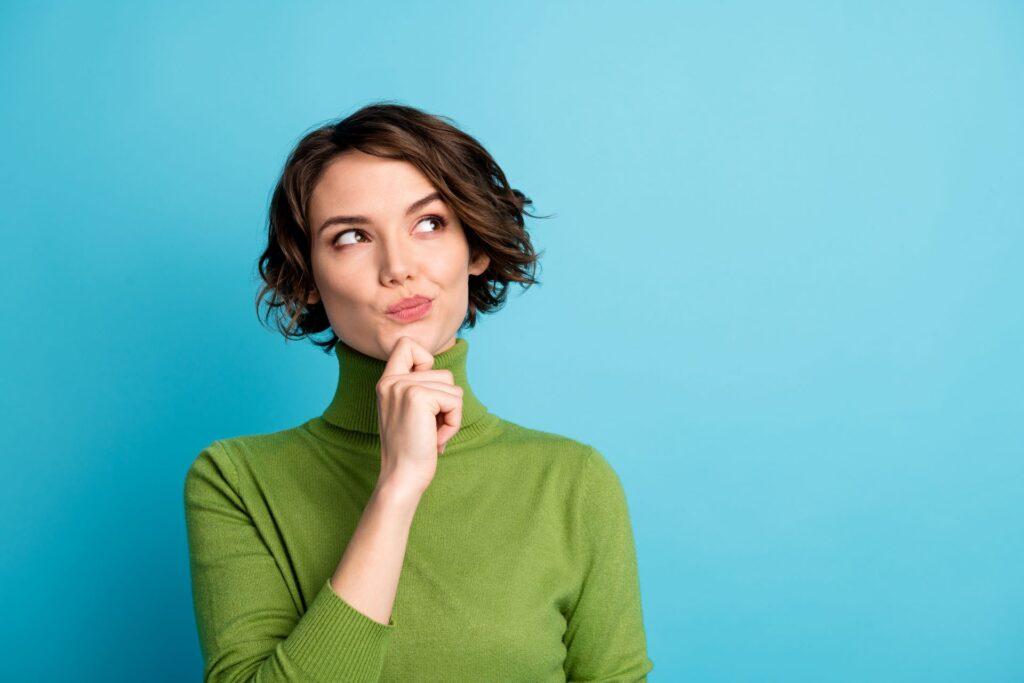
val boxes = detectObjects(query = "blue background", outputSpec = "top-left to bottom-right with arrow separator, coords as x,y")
2,1 -> 1022,680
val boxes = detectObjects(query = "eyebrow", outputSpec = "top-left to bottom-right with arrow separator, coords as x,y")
316,191 -> 444,236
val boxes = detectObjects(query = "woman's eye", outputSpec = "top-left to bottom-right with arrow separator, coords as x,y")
414,215 -> 447,234
333,229 -> 366,247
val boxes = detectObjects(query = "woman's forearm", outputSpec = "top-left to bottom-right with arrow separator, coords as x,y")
328,480 -> 422,626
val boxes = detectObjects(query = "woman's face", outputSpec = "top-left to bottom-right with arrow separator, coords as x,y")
306,150 -> 490,360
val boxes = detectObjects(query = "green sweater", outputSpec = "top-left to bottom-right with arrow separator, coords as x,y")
184,336 -> 653,682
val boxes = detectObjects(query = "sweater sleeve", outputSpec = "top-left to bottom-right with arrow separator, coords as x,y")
183,441 -> 395,682
563,446 -> 654,682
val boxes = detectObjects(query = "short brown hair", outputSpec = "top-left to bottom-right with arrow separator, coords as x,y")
255,101 -> 547,353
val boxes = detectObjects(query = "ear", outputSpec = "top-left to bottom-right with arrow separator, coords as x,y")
306,289 -> 321,306
469,252 -> 490,277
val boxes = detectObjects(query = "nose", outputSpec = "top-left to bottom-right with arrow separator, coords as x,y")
378,233 -> 417,286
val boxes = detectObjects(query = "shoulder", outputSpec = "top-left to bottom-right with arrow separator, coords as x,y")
491,417 -> 618,485
498,419 -> 627,505
184,423 -> 312,488
496,417 -> 595,459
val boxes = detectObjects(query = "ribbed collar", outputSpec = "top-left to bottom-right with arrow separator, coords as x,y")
310,336 -> 502,457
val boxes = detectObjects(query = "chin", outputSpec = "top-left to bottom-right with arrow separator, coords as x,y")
376,327 -> 432,354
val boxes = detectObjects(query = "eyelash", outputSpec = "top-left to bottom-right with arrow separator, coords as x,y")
332,215 -> 448,249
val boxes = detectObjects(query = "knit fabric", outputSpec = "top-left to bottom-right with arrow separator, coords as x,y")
184,336 -> 653,682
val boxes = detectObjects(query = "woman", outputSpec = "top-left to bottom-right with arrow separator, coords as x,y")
184,102 -> 653,682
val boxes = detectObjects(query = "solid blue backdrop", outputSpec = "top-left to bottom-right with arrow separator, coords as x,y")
2,1 -> 1021,680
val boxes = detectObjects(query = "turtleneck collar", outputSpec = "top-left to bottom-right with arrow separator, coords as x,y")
314,336 -> 502,456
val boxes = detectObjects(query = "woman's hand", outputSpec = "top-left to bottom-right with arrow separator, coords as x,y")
375,335 -> 463,496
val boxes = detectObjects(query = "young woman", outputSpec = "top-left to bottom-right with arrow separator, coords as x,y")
184,102 -> 653,681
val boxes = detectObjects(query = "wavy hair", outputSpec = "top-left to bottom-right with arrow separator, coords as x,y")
255,101 -> 548,353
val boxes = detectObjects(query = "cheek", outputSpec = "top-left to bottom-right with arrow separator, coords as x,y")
435,245 -> 473,282
440,264 -> 472,291
317,260 -> 372,305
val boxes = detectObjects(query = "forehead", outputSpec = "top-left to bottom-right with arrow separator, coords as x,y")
310,150 -> 437,214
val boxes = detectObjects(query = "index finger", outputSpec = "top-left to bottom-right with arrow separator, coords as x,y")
381,335 -> 435,378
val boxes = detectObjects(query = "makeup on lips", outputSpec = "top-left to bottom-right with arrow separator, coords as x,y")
385,295 -> 433,323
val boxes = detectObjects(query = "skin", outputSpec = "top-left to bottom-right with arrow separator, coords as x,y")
304,149 -> 490,625
305,149 -> 490,359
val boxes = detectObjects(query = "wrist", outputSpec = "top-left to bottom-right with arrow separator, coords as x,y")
372,478 -> 424,511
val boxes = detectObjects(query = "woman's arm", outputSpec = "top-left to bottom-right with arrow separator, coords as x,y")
563,447 -> 655,682
184,442 -> 408,682
328,479 -> 421,626
328,334 -> 462,627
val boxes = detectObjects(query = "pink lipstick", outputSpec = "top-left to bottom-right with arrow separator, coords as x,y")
385,296 -> 433,323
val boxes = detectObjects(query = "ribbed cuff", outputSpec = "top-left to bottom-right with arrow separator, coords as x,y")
281,578 -> 395,682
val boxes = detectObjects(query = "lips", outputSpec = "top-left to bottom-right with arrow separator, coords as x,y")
386,297 -> 432,323
386,295 -> 432,314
